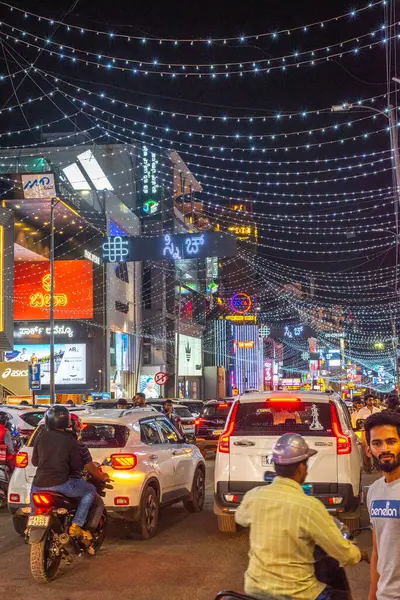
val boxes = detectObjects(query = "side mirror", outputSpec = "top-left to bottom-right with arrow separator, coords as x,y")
356,418 -> 365,432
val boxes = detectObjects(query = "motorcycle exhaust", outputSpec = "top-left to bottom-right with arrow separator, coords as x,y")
58,533 -> 78,555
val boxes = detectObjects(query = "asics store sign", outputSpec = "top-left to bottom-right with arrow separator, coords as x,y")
2,368 -> 28,378
21,173 -> 56,199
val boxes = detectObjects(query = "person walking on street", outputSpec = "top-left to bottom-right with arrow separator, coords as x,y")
365,411 -> 400,600
235,433 -> 367,600
354,395 -> 381,473
133,392 -> 147,408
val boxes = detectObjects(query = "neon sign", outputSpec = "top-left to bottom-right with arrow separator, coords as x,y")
142,145 -> 159,215
230,292 -> 252,314
163,234 -> 182,259
102,236 -> 129,262
29,274 -> 68,309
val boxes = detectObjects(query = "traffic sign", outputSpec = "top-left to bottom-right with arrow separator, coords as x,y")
154,372 -> 168,386
29,363 -> 41,391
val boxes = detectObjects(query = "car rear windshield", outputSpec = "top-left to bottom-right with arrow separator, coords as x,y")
80,424 -> 129,448
202,404 -> 231,417
27,423 -> 129,448
234,402 -> 333,437
19,411 -> 45,428
174,406 -> 192,418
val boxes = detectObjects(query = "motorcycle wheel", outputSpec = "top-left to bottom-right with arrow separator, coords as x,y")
92,509 -> 108,552
0,482 -> 7,509
30,530 -> 62,583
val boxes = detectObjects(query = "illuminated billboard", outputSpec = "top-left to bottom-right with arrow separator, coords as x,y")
5,344 -> 87,385
14,261 -> 94,321
0,209 -> 14,350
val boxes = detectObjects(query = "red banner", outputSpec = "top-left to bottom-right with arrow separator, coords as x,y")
14,261 -> 93,320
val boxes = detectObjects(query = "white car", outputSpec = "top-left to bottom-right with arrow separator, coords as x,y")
8,408 -> 206,539
214,391 -> 362,532
0,406 -> 46,439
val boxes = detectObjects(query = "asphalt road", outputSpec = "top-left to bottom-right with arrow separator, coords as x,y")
0,462 -> 374,600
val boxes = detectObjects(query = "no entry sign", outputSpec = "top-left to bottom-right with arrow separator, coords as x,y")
154,371 -> 169,386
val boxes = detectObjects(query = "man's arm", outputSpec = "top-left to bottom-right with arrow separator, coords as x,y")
4,431 -> 15,455
308,499 -> 362,566
235,490 -> 254,527
368,530 -> 379,600
84,461 -> 109,483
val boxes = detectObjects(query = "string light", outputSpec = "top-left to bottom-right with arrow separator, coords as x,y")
2,0 -> 384,44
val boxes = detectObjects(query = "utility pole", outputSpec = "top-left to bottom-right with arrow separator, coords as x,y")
175,275 -> 181,398
49,196 -> 56,404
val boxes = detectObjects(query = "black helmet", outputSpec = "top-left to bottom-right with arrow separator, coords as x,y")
45,405 -> 70,431
0,411 -> 11,426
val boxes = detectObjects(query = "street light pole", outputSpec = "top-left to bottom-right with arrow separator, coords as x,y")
49,196 -> 56,404
332,98 -> 400,389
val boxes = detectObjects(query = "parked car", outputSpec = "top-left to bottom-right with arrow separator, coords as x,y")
195,400 -> 235,455
9,409 -> 206,539
214,391 -> 362,532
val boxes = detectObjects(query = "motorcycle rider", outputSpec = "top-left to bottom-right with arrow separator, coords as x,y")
69,414 -> 109,553
0,411 -> 16,472
235,433 -> 367,600
31,405 -> 96,541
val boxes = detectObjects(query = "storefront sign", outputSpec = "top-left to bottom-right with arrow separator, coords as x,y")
14,261 -> 93,320
20,173 -> 56,199
237,341 -> 254,349
15,324 -> 75,339
224,315 -> 257,322
84,249 -> 101,265
102,232 -> 237,263
264,359 -> 273,391
230,293 -> 252,314
177,334 -> 202,377
5,344 -> 86,386
0,362 -> 30,395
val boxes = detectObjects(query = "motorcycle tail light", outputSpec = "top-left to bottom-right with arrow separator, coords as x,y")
15,452 -> 28,468
111,453 -> 137,470
9,493 -> 20,503
32,493 -> 53,507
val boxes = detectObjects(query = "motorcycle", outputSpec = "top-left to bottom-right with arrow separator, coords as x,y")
215,521 -> 369,600
25,476 -> 113,583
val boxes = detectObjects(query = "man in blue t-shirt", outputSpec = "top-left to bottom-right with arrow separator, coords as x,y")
365,411 -> 400,600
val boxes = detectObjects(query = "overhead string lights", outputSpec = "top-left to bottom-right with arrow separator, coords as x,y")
0,20 -> 398,77
1,0 -> 385,45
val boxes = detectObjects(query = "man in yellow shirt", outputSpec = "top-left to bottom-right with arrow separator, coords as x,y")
235,433 -> 367,600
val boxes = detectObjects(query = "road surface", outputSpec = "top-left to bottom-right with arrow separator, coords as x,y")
0,462 -> 374,600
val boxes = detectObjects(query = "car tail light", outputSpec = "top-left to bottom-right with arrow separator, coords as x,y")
111,453 -> 137,470
32,493 -> 53,507
268,397 -> 301,403
218,403 -> 229,408
15,452 -> 28,468
18,429 -> 33,438
330,404 -> 352,455
218,402 -> 239,454
9,493 -> 20,503
114,497 -> 129,506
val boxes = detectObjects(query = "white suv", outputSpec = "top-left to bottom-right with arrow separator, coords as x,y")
214,391 -> 362,532
9,409 -> 206,539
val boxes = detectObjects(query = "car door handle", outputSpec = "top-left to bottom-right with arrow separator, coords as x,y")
149,454 -> 158,460
233,440 -> 256,447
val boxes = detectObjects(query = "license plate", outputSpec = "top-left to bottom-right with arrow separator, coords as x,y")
28,515 -> 50,527
262,456 -> 274,467
182,425 -> 194,432
212,429 -> 223,436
